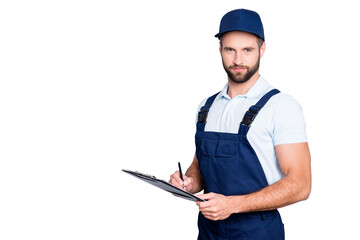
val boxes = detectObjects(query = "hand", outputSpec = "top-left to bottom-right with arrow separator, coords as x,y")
196,192 -> 235,221
169,171 -> 194,193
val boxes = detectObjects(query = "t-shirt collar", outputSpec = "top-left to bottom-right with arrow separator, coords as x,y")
219,75 -> 270,100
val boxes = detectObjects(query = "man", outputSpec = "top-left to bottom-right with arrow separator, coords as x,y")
169,9 -> 311,240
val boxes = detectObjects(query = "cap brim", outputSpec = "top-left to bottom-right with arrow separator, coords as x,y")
214,29 -> 264,40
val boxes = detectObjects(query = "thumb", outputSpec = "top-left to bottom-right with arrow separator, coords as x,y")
197,192 -> 215,200
183,176 -> 193,187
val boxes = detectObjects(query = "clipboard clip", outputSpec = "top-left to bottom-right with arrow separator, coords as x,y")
123,169 -> 156,179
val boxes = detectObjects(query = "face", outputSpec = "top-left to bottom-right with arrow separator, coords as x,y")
220,31 -> 265,84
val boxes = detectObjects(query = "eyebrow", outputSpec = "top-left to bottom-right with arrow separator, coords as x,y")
223,46 -> 256,51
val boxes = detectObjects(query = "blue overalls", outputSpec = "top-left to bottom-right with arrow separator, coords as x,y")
196,89 -> 285,240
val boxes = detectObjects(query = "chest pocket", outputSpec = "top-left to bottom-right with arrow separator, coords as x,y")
200,138 -> 239,158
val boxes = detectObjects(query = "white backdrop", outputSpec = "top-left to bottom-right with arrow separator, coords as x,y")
1,0 -> 359,239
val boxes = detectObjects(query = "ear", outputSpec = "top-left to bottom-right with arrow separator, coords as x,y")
260,41 -> 266,58
219,42 -> 222,56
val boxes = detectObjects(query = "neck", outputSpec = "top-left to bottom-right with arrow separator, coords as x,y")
227,72 -> 260,98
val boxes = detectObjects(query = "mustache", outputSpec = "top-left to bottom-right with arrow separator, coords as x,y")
229,65 -> 249,69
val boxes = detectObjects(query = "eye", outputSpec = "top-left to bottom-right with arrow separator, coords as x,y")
224,48 -> 234,52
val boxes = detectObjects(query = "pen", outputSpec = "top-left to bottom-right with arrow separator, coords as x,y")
178,162 -> 185,190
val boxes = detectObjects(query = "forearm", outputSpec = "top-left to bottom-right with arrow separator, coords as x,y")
197,143 -> 312,221
185,154 -> 203,194
231,174 -> 311,213
231,143 -> 312,213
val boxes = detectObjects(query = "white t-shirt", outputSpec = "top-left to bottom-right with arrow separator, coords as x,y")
197,76 -> 307,185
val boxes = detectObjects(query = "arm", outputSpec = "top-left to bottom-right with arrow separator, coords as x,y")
169,153 -> 203,194
236,142 -> 312,211
197,142 -> 311,220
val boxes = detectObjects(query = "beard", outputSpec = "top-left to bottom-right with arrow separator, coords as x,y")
222,56 -> 260,84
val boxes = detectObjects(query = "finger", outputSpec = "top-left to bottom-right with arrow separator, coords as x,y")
197,193 -> 215,201
202,212 -> 218,221
196,193 -> 214,208
169,171 -> 183,187
173,171 -> 184,184
199,203 -> 216,212
199,202 -> 214,211
169,173 -> 176,184
201,210 -> 217,219
199,208 -> 218,220
183,176 -> 192,187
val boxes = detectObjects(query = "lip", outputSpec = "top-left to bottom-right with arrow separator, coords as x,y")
232,67 -> 246,72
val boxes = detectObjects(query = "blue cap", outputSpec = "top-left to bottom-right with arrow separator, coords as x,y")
215,9 -> 265,40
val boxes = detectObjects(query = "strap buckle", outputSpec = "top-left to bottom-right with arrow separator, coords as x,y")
240,105 -> 262,127
198,107 -> 209,123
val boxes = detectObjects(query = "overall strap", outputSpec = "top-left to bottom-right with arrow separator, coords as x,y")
239,89 -> 280,135
196,92 -> 220,132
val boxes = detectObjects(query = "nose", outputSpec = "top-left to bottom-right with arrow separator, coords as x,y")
233,52 -> 243,66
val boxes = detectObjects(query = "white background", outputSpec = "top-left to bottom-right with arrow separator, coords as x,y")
1,0 -> 359,239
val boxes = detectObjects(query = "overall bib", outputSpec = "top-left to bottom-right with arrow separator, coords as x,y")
196,89 -> 284,240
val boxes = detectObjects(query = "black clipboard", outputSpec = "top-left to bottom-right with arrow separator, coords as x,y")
122,169 -> 206,202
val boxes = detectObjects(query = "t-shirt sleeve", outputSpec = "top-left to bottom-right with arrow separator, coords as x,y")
272,95 -> 308,146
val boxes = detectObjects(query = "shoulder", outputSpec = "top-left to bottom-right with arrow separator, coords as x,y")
260,91 -> 306,125
263,92 -> 307,145
262,92 -> 304,117
267,92 -> 302,107
198,98 -> 208,109
197,92 -> 222,112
